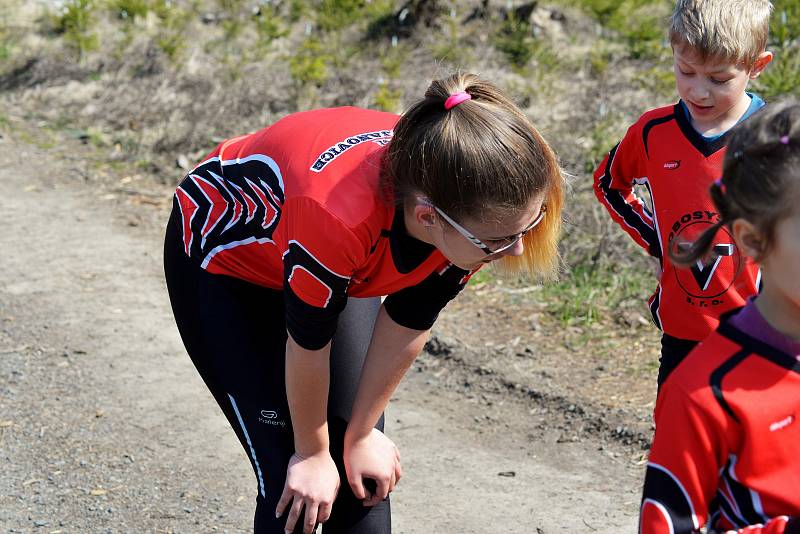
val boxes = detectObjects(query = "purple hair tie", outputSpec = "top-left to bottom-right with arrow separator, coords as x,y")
444,91 -> 472,110
715,178 -> 727,194
780,135 -> 790,145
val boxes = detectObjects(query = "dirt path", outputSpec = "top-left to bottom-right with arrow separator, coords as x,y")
0,133 -> 641,533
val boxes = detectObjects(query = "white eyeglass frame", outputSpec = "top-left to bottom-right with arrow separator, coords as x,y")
424,201 -> 547,256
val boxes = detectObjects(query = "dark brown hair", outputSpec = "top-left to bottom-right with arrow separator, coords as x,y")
384,72 -> 564,279
671,100 -> 800,265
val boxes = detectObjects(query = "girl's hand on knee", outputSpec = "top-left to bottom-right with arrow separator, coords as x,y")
344,428 -> 403,507
276,451 -> 340,534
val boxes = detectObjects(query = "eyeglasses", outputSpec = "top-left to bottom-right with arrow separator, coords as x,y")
427,201 -> 547,256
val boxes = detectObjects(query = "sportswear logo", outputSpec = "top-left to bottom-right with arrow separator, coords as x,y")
769,414 -> 795,432
259,409 -> 287,427
663,160 -> 681,170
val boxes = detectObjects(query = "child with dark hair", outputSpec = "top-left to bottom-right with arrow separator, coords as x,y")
593,0 -> 774,388
164,72 -> 563,534
640,100 -> 800,534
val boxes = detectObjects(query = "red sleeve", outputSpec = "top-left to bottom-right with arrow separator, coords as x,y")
640,380 -> 728,534
593,120 -> 660,257
279,197 -> 368,350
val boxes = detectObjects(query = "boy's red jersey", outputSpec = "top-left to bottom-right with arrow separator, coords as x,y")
594,104 -> 760,341
640,319 -> 800,534
172,107 -> 473,350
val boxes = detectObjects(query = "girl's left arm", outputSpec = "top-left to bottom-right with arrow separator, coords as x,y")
343,304 -> 430,505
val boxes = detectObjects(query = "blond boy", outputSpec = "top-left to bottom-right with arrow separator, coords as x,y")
593,0 -> 773,389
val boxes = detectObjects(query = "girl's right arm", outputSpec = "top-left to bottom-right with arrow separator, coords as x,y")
276,336 -> 340,534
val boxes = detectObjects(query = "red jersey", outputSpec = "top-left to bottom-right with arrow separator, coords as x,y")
593,103 -> 760,341
640,318 -> 800,534
172,107 -> 472,349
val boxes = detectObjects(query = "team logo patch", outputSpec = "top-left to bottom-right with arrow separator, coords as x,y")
310,130 -> 394,172
663,160 -> 681,170
668,210 -> 745,308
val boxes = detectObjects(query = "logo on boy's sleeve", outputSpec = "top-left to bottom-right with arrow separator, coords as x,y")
668,210 -> 746,307
769,414 -> 795,432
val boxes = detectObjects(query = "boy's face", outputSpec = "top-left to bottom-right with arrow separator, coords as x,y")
673,45 -> 772,135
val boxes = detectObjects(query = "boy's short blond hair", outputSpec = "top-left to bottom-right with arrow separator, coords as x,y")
669,0 -> 772,67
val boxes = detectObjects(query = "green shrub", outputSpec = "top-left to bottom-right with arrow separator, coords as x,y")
755,45 -> 800,99
48,0 -> 99,57
317,0 -> 365,33
772,0 -> 800,46
0,19 -> 12,64
755,1 -> 800,99
110,0 -> 149,20
289,0 -> 308,22
492,10 -> 562,78
373,79 -> 402,112
429,8 -> 467,65
364,0 -> 395,21
575,0 -> 622,24
633,65 -> 675,99
254,3 -> 288,50
588,46 -> 613,77
149,0 -> 176,20
380,41 -> 408,79
371,42 -> 407,112
150,0 -> 188,63
289,37 -> 331,87
157,30 -> 185,63
494,12 -> 536,69
616,10 -> 665,60
571,0 -> 671,61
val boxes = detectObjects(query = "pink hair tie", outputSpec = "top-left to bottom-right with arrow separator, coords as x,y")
780,135 -> 790,145
444,91 -> 472,110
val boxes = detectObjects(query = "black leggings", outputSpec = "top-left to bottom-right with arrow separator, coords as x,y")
163,212 -> 391,533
